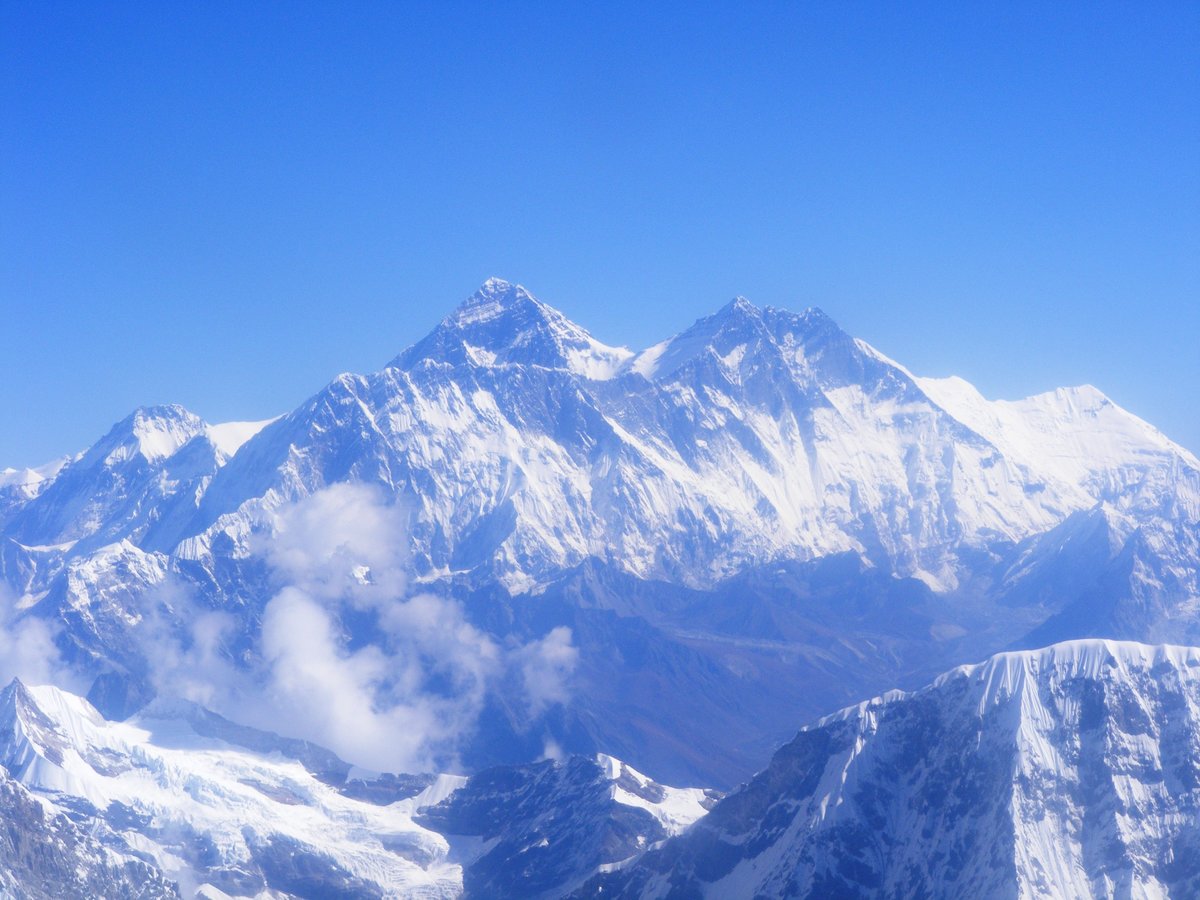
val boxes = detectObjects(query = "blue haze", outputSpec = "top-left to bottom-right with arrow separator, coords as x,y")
2,2 -> 1197,464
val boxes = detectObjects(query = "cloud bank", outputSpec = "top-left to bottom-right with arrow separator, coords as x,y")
0,584 -> 83,692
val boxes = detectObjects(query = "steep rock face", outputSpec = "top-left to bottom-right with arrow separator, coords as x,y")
591,640 -> 1200,899
0,769 -> 179,900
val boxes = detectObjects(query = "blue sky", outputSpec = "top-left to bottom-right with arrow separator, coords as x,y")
2,2 -> 1197,465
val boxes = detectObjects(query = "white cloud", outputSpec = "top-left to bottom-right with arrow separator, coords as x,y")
0,483 -> 580,774
129,578 -> 243,714
258,482 -> 411,604
539,737 -> 566,763
0,585 -> 84,692
514,626 -> 579,716
258,587 -> 445,771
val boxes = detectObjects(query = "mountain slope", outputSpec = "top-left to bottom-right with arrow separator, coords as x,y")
155,279 -> 1196,595
0,678 -> 465,898
393,277 -> 634,378
418,752 -> 716,899
590,640 -> 1200,898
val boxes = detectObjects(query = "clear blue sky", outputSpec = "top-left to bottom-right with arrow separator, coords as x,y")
2,2 -> 1197,465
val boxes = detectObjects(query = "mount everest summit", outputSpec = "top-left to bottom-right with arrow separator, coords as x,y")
2,279 -> 1199,897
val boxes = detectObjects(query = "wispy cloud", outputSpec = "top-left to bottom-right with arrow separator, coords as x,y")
0,585 -> 84,692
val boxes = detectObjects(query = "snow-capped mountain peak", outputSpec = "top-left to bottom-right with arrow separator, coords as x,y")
95,403 -> 207,465
447,276 -> 543,325
392,278 -> 634,378
630,296 -> 770,380
630,299 -> 891,392
918,373 -> 1200,517
1,403 -> 227,551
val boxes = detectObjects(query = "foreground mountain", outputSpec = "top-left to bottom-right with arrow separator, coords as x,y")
1,279 -> 1197,786
0,677 -> 709,898
590,640 -> 1200,898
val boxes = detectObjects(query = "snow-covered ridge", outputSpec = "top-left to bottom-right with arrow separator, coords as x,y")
0,678 -> 464,898
414,749 -> 719,899
817,637 -> 1200,728
0,457 -> 71,491
595,752 -> 714,835
595,638 -> 1200,898
937,636 -> 1200,690
104,404 -> 207,463
919,374 -> 1200,516
392,277 -> 634,380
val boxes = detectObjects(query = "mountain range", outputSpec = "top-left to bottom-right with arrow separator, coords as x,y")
2,279 -> 1199,897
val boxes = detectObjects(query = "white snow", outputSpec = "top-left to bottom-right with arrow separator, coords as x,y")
917,375 -> 1200,518
117,408 -> 205,463
596,753 -> 711,835
206,417 -> 279,457
0,681 -> 464,899
0,456 -> 70,490
564,340 -> 635,380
